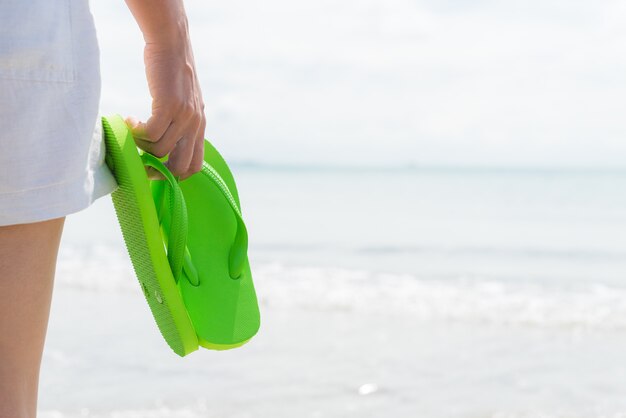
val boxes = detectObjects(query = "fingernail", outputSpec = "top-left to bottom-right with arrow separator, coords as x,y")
125,116 -> 138,128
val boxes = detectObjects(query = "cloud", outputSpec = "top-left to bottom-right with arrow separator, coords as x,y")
93,0 -> 626,167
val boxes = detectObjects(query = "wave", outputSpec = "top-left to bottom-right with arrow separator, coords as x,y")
40,404 -> 209,418
354,244 -> 626,261
37,409 -> 626,418
253,242 -> 626,262
55,244 -> 626,331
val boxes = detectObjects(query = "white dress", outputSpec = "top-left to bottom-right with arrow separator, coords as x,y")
0,0 -> 118,226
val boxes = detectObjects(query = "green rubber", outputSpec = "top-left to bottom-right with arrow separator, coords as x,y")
177,138 -> 260,350
102,114 -> 261,356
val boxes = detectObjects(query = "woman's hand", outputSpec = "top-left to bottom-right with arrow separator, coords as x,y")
123,0 -> 206,181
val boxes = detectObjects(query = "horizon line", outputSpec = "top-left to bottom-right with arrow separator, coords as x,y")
229,160 -> 626,174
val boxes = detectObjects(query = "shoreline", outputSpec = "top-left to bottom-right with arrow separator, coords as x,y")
39,286 -> 626,417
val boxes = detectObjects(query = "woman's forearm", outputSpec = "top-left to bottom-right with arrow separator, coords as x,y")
124,0 -> 190,47
123,0 -> 206,180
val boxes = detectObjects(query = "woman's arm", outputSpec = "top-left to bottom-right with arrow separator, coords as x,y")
124,0 -> 206,180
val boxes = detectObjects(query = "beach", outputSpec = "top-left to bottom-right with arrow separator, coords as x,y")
40,279 -> 626,418
37,167 -> 626,417
6,0 -> 626,414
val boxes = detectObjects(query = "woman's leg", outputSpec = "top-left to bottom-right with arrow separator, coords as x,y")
0,217 -> 65,418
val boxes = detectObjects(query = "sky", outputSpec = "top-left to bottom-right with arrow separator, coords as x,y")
92,0 -> 626,168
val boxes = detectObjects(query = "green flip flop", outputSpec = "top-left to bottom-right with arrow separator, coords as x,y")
102,114 -> 261,357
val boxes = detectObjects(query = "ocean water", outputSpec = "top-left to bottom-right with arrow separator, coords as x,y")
22,0 -> 626,415
39,167 -> 626,417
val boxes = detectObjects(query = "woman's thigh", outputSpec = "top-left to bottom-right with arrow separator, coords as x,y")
0,217 -> 65,415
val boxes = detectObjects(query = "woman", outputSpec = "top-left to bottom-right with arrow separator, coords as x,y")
0,1 -> 206,416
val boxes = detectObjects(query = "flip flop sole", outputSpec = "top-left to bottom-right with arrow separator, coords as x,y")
177,141 -> 261,348
102,115 -> 199,357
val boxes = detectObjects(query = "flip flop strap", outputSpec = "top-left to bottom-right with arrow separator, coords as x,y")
141,151 -> 248,282
200,161 -> 249,279
140,152 -> 196,285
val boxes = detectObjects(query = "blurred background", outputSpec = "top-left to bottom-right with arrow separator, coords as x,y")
39,1 -> 626,417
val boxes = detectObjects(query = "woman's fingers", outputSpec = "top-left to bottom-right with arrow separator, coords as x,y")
123,38 -> 206,180
124,110 -> 205,179
177,116 -> 206,180
167,106 -> 207,180
165,135 -> 195,179
125,111 -> 171,144
144,166 -> 166,181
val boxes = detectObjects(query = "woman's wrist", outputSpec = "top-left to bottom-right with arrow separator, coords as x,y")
124,0 -> 191,51
142,15 -> 190,50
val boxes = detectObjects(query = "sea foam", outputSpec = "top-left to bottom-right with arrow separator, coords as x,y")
55,244 -> 626,331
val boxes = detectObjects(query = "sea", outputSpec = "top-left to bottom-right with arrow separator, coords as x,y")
35,0 -> 626,415
38,166 -> 626,417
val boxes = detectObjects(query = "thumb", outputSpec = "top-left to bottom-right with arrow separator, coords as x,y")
124,116 -> 149,141
125,116 -> 166,181
125,112 -> 170,143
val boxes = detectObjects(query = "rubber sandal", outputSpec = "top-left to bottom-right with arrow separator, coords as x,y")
102,114 -> 261,356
